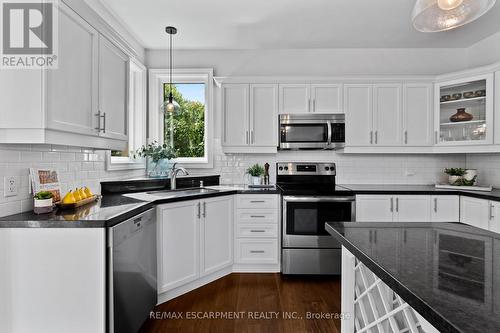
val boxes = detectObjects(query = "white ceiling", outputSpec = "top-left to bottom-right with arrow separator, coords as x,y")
100,0 -> 500,50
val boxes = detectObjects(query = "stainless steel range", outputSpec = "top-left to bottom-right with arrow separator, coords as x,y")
277,162 -> 355,275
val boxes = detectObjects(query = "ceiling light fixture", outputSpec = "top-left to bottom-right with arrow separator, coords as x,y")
412,0 -> 496,32
164,26 -> 179,113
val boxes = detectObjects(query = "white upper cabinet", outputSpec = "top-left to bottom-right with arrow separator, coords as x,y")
495,71 -> 500,145
345,84 -> 373,146
222,84 -> 249,147
279,84 -> 342,114
98,36 -> 129,141
403,84 -> 433,146
222,84 -> 277,153
435,74 -> 494,146
46,2 -> 99,136
310,84 -> 343,113
279,84 -> 310,114
373,84 -> 402,146
250,84 -> 278,147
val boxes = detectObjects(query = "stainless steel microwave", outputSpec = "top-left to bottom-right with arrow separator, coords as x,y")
279,114 -> 345,150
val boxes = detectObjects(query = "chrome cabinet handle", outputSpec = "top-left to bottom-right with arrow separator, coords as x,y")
246,131 -> 249,144
308,99 -> 311,112
370,131 -> 373,144
250,200 -> 265,203
390,197 -> 394,212
490,203 -> 494,220
434,198 -> 438,213
251,130 -> 254,144
375,131 -> 378,144
202,202 -> 206,218
404,131 -> 408,144
102,112 -> 106,133
250,250 -> 265,254
250,215 -> 266,218
435,131 -> 438,144
95,111 -> 104,132
197,202 -> 201,219
313,99 -> 316,112
250,230 -> 266,233
396,197 -> 399,212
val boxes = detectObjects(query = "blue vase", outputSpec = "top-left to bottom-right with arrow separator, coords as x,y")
147,159 -> 172,177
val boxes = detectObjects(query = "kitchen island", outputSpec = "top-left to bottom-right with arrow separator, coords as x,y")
326,221 -> 500,333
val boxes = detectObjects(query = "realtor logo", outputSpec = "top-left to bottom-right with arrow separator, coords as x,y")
1,0 -> 58,69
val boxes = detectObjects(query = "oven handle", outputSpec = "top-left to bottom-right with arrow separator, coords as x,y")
283,196 -> 355,203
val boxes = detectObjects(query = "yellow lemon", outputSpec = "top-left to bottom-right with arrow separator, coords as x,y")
84,187 -> 94,198
78,188 -> 87,200
62,191 -> 76,204
73,189 -> 82,202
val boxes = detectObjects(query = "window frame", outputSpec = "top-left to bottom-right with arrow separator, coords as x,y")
106,59 -> 147,170
148,68 -> 214,168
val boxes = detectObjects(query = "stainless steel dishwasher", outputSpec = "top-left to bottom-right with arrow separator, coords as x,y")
108,208 -> 157,333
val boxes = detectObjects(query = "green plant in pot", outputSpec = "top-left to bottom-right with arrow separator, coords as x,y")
133,141 -> 177,177
247,164 -> 265,186
444,168 -> 466,186
33,191 -> 54,214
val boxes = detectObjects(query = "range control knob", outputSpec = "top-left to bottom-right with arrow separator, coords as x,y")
284,166 -> 289,171
278,166 -> 283,171
324,166 -> 330,171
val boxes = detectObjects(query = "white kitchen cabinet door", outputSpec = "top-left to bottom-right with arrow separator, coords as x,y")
430,195 -> 460,222
250,84 -> 278,146
222,84 -> 249,146
489,201 -> 500,233
460,196 -> 490,230
373,84 -> 402,146
403,84 -> 432,146
310,84 -> 342,113
98,35 -> 129,141
200,196 -> 233,276
46,3 -> 99,136
394,195 -> 431,222
157,200 -> 200,292
356,195 -> 394,222
344,84 -> 373,146
279,84 -> 310,114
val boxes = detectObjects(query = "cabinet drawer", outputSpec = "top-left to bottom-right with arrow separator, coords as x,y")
236,209 -> 278,224
236,224 -> 278,238
237,195 -> 278,209
235,239 -> 278,264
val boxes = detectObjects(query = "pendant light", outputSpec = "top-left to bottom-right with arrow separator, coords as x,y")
412,0 -> 496,32
163,26 -> 179,113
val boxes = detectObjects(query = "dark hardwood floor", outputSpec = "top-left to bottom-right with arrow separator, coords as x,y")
140,273 -> 342,333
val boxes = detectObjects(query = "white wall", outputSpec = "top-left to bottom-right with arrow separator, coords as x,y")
467,30 -> 500,69
146,48 -> 469,77
0,144 -> 144,217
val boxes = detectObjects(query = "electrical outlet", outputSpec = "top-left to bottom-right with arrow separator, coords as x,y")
4,176 -> 18,197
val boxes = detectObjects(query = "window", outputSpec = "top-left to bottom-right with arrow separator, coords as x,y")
107,59 -> 147,170
149,69 -> 213,168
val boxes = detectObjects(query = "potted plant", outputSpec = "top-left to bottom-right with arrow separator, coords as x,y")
444,168 -> 466,185
133,141 -> 177,177
33,191 -> 54,214
247,164 -> 265,185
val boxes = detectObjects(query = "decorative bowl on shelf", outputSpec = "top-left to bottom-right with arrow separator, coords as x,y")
463,91 -> 475,99
450,93 -> 462,101
475,89 -> 486,97
449,108 -> 473,122
440,95 -> 451,102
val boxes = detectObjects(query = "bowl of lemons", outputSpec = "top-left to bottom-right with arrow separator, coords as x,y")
58,187 -> 97,209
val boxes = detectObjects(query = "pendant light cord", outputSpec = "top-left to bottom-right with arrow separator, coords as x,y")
169,32 -> 172,100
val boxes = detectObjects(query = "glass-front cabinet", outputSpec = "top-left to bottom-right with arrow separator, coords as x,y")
434,74 -> 494,145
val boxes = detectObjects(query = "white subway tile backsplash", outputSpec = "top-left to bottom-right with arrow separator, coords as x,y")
466,153 -> 500,187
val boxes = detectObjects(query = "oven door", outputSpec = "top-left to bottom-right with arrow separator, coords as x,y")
279,122 -> 330,149
282,196 -> 355,248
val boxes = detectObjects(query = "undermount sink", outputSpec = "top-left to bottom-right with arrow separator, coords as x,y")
146,187 -> 218,198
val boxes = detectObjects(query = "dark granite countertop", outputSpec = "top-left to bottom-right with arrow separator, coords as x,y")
326,221 -> 500,333
0,185 -> 280,228
341,184 -> 500,201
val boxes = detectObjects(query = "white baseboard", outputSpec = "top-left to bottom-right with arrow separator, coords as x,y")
232,264 -> 280,273
157,266 -> 232,305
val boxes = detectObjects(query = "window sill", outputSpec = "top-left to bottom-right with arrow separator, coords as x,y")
106,152 -> 146,171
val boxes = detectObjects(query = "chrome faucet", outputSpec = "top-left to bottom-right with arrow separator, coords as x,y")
169,162 -> 189,190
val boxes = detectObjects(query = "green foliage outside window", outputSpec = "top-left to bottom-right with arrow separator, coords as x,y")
164,84 -> 205,158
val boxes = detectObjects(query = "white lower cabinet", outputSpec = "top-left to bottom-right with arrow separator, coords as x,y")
460,196 -> 490,230
234,194 -> 280,272
356,194 -> 459,223
157,196 -> 233,294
